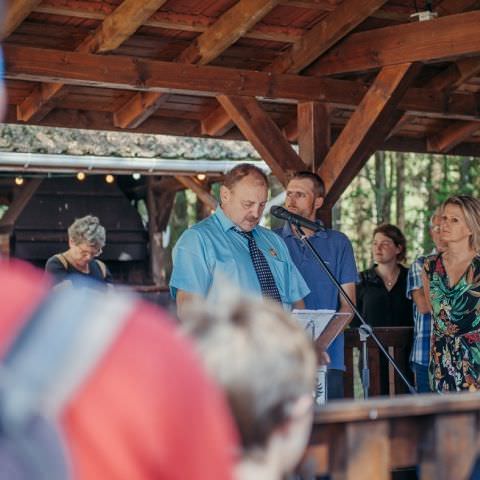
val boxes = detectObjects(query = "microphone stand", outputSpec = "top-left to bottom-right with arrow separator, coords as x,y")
290,222 -> 416,397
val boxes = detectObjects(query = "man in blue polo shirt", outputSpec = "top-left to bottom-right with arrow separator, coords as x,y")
170,163 -> 309,320
275,171 -> 357,399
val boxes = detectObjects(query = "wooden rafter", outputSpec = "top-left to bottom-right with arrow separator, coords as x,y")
202,0 -> 387,137
217,96 -> 306,185
6,45 -> 480,123
32,4 -> 304,43
308,11 -> 480,76
267,0 -> 387,74
2,0 -> 42,40
16,0 -> 168,123
318,63 -> 420,206
174,176 -> 217,211
427,121 -> 480,153
113,0 -> 281,129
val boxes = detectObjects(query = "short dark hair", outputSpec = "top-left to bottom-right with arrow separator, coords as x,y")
289,171 -> 325,198
222,163 -> 268,190
373,224 -> 407,263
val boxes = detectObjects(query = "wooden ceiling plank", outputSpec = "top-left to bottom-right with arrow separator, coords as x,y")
308,11 -> 480,76
202,0 -> 388,137
16,0 -> 167,123
174,176 -> 217,211
217,95 -> 306,185
427,121 -> 480,153
33,4 -> 304,43
2,0 -> 42,40
114,0 -> 281,128
267,0 -> 388,74
318,63 -> 420,205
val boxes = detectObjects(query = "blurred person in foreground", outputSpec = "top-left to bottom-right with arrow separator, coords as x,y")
0,260 -> 238,479
45,215 -> 112,286
424,195 -> 480,393
184,288 -> 317,480
407,209 -> 447,393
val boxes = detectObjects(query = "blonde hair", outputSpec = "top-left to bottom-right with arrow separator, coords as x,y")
441,195 -> 480,252
68,215 -> 106,249
183,291 -> 316,452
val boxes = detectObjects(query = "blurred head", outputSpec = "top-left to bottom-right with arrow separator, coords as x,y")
440,195 -> 480,252
184,291 -> 316,474
372,224 -> 407,264
429,207 -> 447,253
285,172 -> 325,222
67,215 -> 106,268
220,164 -> 269,232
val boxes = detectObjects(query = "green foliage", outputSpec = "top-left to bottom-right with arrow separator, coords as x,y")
338,152 -> 480,271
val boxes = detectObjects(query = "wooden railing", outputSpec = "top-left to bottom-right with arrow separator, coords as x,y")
307,392 -> 480,479
344,327 -> 414,397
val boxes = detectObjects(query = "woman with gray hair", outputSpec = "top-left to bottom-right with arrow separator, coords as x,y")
183,289 -> 316,480
45,215 -> 112,286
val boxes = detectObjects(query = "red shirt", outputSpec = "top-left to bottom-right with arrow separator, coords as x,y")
0,261 -> 237,480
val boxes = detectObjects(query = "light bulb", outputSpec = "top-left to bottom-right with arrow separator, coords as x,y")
105,174 -> 115,184
77,171 -> 86,181
132,173 -> 141,180
15,176 -> 24,186
197,173 -> 207,181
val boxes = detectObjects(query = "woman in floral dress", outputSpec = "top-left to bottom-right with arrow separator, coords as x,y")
424,195 -> 480,393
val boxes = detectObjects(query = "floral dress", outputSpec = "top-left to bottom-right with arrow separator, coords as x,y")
425,253 -> 480,392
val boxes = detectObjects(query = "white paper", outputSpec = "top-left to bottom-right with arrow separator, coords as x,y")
291,309 -> 336,340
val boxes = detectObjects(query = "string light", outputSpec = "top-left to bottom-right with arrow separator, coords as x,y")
197,173 -> 207,181
15,176 -> 24,186
105,174 -> 115,184
76,171 -> 86,181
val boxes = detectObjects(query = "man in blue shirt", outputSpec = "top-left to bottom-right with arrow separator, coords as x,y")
170,164 -> 309,320
275,171 -> 357,399
407,210 -> 446,393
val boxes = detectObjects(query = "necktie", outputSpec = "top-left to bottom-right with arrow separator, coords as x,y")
234,229 -> 282,303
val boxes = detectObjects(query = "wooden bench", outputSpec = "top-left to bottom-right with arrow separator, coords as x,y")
307,392 -> 480,479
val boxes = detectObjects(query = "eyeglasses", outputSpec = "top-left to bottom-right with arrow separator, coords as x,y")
431,225 -> 441,233
76,245 -> 103,258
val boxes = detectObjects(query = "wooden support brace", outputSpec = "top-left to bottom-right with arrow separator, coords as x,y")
174,176 -> 217,212
217,95 -> 306,185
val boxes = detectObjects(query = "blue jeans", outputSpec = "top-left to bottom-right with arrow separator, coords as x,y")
411,362 -> 430,393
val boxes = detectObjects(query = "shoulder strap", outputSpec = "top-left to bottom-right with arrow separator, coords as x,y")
95,259 -> 107,279
1,283 -> 135,424
54,253 -> 68,270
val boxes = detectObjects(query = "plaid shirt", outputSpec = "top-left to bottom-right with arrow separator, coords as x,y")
406,253 -> 433,366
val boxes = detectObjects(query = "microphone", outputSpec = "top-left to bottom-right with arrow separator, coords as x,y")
270,206 -> 324,232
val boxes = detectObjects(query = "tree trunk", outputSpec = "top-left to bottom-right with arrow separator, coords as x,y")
395,152 -> 406,231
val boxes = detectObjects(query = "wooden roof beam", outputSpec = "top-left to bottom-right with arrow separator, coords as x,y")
7,45 -> 480,122
2,0 -> 42,40
114,0 -> 281,129
308,11 -> 480,76
427,121 -> 480,153
318,63 -> 420,206
16,0 -> 168,123
174,176 -> 217,211
202,0 -> 387,137
425,57 -> 480,93
217,96 -> 306,185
